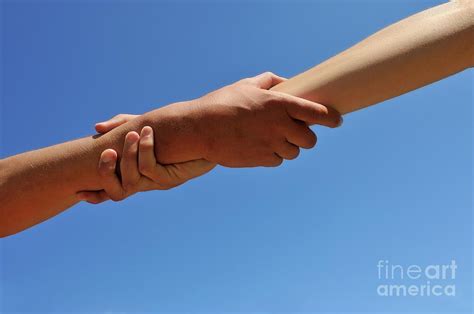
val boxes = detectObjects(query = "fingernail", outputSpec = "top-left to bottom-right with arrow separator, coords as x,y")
102,154 -> 114,163
142,127 -> 152,137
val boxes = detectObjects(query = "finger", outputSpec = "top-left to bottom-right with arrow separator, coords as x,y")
138,126 -> 158,178
275,141 -> 300,160
95,114 -> 139,134
77,190 -> 110,204
137,126 -> 169,183
285,120 -> 318,149
120,131 -> 141,192
262,153 -> 284,167
136,126 -> 216,187
275,92 -> 342,128
97,149 -> 127,201
244,72 -> 287,90
137,126 -> 181,184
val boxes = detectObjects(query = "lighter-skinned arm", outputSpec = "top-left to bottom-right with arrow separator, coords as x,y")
271,0 -> 473,114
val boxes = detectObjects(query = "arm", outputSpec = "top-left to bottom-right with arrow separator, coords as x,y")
96,73 -> 341,167
271,0 -> 474,114
78,125 -> 217,204
0,136 -> 111,237
0,73 -> 341,237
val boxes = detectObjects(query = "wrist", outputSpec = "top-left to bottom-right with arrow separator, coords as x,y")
140,100 -> 210,164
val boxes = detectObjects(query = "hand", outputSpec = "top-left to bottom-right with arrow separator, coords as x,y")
147,72 -> 343,167
77,115 -> 216,204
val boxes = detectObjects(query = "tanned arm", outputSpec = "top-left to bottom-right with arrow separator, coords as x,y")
0,73 -> 341,237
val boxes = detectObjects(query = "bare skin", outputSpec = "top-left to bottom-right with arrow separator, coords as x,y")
271,0 -> 473,114
96,73 -> 341,167
77,124 -> 174,204
0,73 -> 340,237
1,1 -> 472,237
85,0 -> 473,204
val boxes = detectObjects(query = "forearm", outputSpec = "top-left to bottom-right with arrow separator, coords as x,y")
271,0 -> 473,114
0,101 -> 209,237
95,100 -> 209,164
0,136 -> 105,237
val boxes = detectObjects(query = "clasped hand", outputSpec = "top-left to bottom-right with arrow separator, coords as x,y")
78,72 -> 342,204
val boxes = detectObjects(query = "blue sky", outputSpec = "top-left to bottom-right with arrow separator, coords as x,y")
1,0 -> 472,313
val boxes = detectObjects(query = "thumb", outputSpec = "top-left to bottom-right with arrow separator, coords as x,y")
245,72 -> 287,90
95,114 -> 139,134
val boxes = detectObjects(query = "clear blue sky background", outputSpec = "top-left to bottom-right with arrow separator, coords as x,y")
1,0 -> 472,313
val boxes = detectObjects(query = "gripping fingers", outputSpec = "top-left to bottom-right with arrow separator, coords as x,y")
263,153 -> 284,167
137,126 -> 183,185
97,149 -> 128,201
120,131 -> 141,192
138,126 -> 159,179
76,149 -> 125,203
276,141 -> 300,160
136,126 -> 217,187
285,120 -> 318,149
